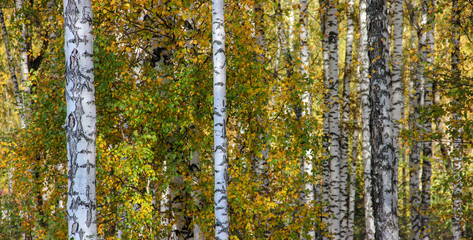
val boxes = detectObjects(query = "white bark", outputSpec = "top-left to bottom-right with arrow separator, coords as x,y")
254,1 -> 270,196
299,0 -> 314,239
323,1 -> 341,238
212,0 -> 229,239
161,160 -> 171,238
407,23 -> 421,240
367,0 -> 399,239
359,0 -> 375,238
347,83 -> 360,240
64,0 -> 97,238
390,1 -> 403,237
15,0 -> 30,111
318,3 -> 330,234
408,0 -> 426,237
421,1 -> 434,239
320,0 -> 331,229
340,0 -> 355,237
451,1 -> 462,239
191,150 -> 204,240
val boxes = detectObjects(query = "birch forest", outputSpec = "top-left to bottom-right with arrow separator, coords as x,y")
0,0 -> 472,239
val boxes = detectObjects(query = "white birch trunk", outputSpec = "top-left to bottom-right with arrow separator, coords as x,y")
367,0 -> 399,239
319,2 -> 330,236
409,53 -> 422,240
410,2 -> 425,236
359,0 -> 375,238
320,0 -> 331,231
347,82 -> 360,240
254,1 -> 270,196
390,1 -> 403,237
161,160 -> 171,238
212,1 -> 229,239
64,0 -> 97,238
191,150 -> 204,240
340,0 -> 355,237
421,0 -> 434,239
15,0 -> 30,111
451,1 -> 462,239
299,0 -> 314,239
324,1 -> 341,238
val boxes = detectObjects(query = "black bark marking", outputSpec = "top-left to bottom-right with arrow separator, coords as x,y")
71,222 -> 79,234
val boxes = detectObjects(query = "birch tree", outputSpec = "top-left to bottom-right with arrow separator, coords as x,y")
299,0 -> 314,238
318,0 -> 331,237
367,0 -> 399,239
212,0 -> 229,239
390,0 -> 403,235
421,0 -> 435,238
405,1 -> 421,239
359,0 -> 375,238
451,1 -> 462,239
13,0 -> 32,123
63,0 -> 97,238
253,0 -> 269,196
340,0 -> 355,237
321,0 -> 341,238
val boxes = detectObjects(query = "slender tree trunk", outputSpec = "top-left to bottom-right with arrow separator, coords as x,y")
299,0 -> 314,239
347,82 -> 359,240
0,7 -> 24,124
160,160 -> 171,238
358,0 -> 375,238
323,0 -> 341,238
318,0 -> 331,238
421,0 -> 435,239
409,0 -> 427,237
390,2 -> 403,238
15,0 -> 30,111
212,0 -> 229,239
252,3 -> 270,237
340,0 -> 355,237
191,150 -> 204,240
64,0 -> 97,238
254,0 -> 269,196
409,37 -> 422,240
451,1 -> 462,239
367,0 -> 399,239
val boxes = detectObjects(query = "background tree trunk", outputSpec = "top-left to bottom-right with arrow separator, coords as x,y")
421,0 -> 435,238
451,1 -> 462,239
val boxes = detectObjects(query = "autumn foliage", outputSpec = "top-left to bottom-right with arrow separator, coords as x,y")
0,0 -> 472,239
